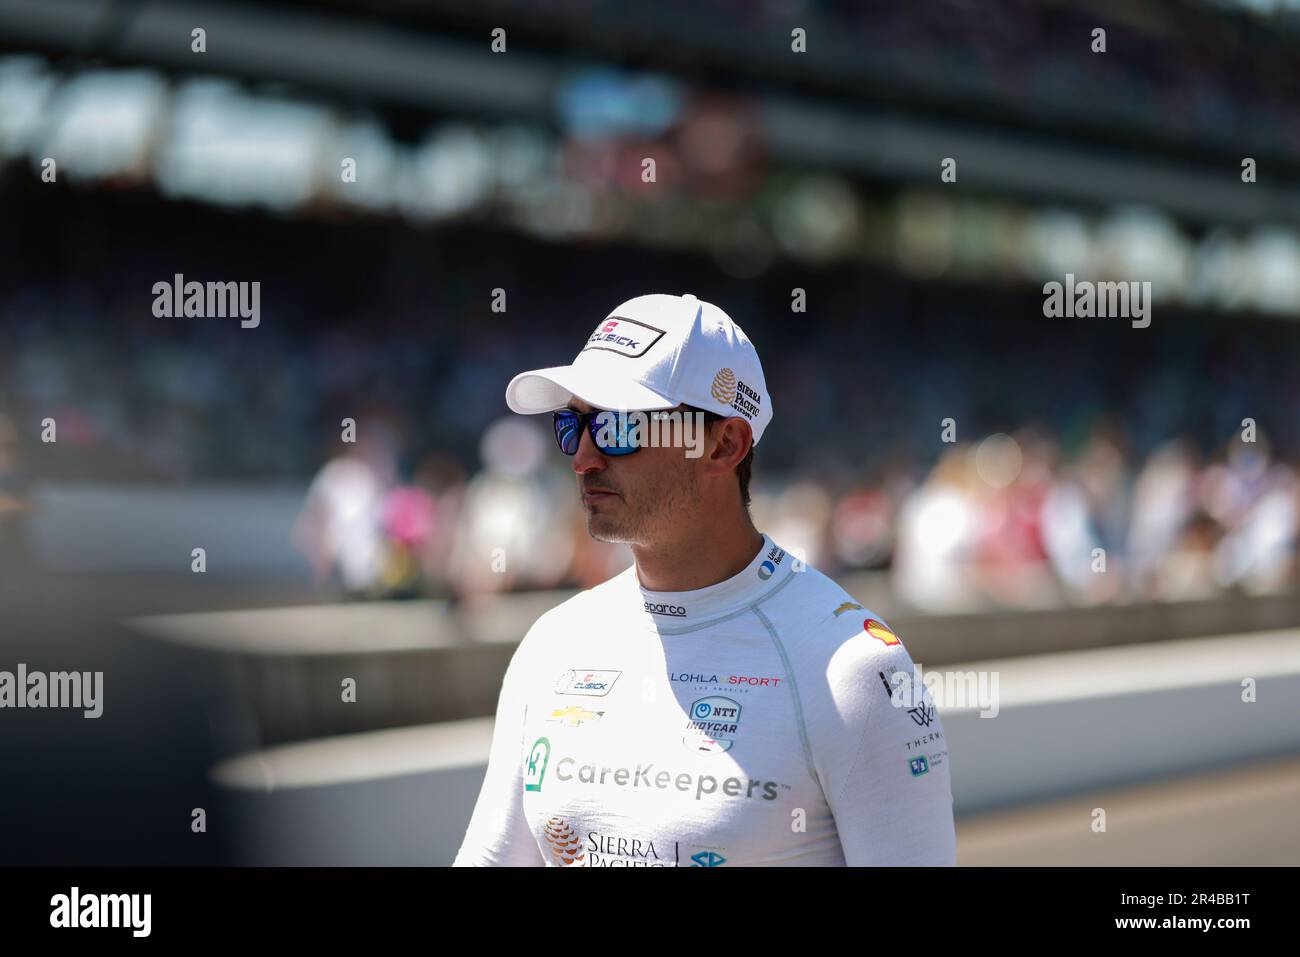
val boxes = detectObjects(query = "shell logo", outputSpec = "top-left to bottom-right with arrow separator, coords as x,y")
543,817 -> 587,867
711,367 -> 737,404
864,618 -> 902,647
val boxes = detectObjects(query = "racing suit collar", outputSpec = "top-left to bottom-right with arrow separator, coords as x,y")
634,533 -> 790,622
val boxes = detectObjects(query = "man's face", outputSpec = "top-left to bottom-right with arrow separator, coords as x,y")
568,399 -> 703,545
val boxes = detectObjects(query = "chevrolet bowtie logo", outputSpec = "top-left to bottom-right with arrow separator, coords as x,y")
548,706 -> 604,727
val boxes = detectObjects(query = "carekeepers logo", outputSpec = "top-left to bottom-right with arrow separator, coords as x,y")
524,736 -> 551,792
582,316 -> 666,358
552,751 -> 787,801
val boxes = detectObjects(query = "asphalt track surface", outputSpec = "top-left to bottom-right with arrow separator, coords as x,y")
956,752 -> 1300,866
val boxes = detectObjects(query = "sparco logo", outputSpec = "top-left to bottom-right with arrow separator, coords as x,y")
644,602 -> 687,617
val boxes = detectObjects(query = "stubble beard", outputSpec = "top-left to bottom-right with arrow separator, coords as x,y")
582,461 -> 699,546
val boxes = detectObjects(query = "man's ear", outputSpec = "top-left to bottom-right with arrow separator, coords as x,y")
706,417 -> 752,478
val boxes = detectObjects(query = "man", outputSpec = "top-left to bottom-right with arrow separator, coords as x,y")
453,293 -> 956,866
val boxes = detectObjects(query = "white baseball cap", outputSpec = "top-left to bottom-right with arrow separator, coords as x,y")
505,293 -> 774,444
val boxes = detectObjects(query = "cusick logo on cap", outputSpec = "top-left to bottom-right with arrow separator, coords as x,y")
582,316 -> 666,358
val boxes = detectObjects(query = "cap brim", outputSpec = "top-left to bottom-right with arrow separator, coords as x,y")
506,364 -> 677,414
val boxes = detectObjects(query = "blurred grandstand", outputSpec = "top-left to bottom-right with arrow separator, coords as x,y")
2,0 -> 1300,865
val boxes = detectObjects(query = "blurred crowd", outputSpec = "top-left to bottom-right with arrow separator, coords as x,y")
284,412 -> 1300,613
289,417 -> 634,600
884,425 -> 1298,612
3,187 -> 1299,612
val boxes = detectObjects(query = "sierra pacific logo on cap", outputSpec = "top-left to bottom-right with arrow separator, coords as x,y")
710,367 -> 761,421
711,367 -> 737,403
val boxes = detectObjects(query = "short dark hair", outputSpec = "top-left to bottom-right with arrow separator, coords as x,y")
694,407 -> 754,507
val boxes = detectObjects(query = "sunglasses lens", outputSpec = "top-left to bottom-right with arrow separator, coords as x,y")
553,411 -> 581,455
592,410 -> 640,456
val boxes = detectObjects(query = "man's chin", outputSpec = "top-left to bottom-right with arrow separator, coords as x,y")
584,512 -> 633,544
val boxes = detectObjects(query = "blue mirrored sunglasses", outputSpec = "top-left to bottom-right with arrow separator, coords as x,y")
552,409 -> 643,457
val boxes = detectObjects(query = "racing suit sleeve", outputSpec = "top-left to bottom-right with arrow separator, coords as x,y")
451,641 -> 545,867
800,616 -> 958,866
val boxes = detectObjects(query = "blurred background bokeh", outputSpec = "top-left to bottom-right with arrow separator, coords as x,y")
1,0 -> 1298,866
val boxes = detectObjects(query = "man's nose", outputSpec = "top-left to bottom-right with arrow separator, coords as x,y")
572,423 -> 607,474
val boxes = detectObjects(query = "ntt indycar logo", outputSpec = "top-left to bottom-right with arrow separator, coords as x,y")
684,696 -> 741,754
644,601 -> 687,617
